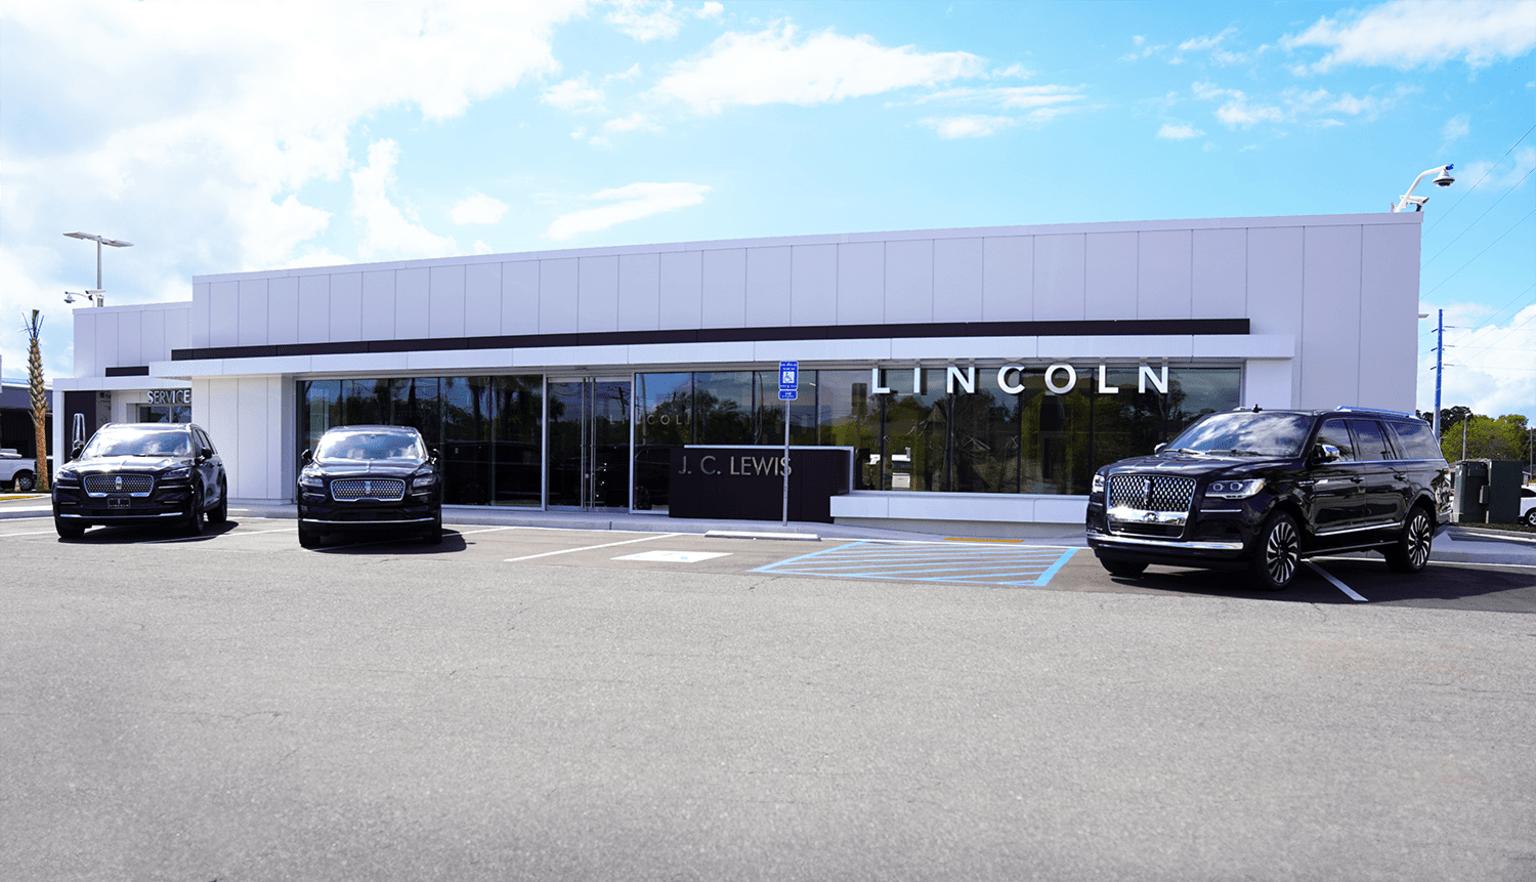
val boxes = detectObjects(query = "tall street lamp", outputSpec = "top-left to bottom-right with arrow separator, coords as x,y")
63,231 -> 132,307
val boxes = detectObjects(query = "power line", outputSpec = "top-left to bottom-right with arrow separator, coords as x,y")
1421,164 -> 1536,270
1422,208 -> 1536,299
1424,121 -> 1536,236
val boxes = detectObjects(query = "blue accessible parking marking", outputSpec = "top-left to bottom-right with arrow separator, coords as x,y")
752,540 -> 1079,588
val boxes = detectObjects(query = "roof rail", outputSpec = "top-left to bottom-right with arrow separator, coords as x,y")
1335,406 -> 1419,419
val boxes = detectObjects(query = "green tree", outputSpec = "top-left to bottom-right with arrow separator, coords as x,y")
1439,412 -> 1530,462
23,310 -> 49,491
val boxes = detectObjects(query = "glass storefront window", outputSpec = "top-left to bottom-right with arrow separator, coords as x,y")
301,364 -> 1239,509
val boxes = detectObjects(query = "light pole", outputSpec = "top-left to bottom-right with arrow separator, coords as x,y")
1391,164 -> 1454,212
63,231 -> 132,307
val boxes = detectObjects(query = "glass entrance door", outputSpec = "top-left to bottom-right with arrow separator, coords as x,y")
547,377 -> 632,509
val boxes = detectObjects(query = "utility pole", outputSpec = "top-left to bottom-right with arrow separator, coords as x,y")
1433,309 -> 1445,438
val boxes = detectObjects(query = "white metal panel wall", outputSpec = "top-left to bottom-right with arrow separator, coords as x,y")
465,262 -> 501,334
788,244 -> 834,327
1300,225 -> 1364,409
577,255 -> 619,333
115,309 -> 141,367
745,246 -> 792,327
659,250 -> 702,329
396,267 -> 430,338
237,279 -> 267,345
1358,223 -> 1421,411
1191,228 -> 1245,319
837,242 -> 883,324
330,272 -> 363,342
268,277 -> 299,345
196,374 -> 292,502
701,248 -> 746,328
1246,226 -> 1304,406
617,252 -> 660,330
209,280 -> 239,346
502,260 -> 539,335
1085,231 -> 1138,320
982,236 -> 1031,321
1138,230 -> 1192,319
362,270 -> 395,340
429,265 -> 466,339
297,275 -> 330,343
539,258 -> 578,334
885,239 -> 934,324
934,238 -> 983,323
1034,234 -> 1086,320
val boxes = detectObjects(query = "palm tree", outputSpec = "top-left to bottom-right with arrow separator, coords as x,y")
24,310 -> 49,492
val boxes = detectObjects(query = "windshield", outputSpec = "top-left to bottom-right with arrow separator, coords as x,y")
1162,412 -> 1314,458
315,429 -> 426,463
81,426 -> 194,458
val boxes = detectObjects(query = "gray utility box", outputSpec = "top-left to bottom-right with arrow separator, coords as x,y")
1453,459 -> 1527,524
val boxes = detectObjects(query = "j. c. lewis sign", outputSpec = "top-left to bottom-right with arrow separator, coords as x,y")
668,446 -> 852,523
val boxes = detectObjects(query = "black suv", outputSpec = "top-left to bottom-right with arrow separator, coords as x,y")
297,425 -> 442,547
52,423 -> 228,539
1085,407 -> 1452,590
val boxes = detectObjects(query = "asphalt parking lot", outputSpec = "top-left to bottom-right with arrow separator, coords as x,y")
3,509 -> 1534,881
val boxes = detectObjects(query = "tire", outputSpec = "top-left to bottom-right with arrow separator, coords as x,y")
55,518 -> 85,539
1249,512 -> 1301,591
1100,557 -> 1148,578
13,471 -> 35,492
1385,506 -> 1434,574
298,524 -> 320,548
1524,508 -> 1536,528
419,511 -> 443,545
208,479 -> 228,524
184,487 -> 206,537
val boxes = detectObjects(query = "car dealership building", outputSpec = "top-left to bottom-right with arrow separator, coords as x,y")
53,210 -> 1424,535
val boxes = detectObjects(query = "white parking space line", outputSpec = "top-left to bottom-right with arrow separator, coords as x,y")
1305,560 -> 1369,602
613,550 -> 732,563
504,533 -> 679,562
453,526 -> 518,536
0,530 -> 60,537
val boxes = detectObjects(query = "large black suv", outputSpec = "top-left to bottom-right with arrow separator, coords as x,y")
52,422 -> 229,539
1086,407 -> 1452,590
297,425 -> 443,547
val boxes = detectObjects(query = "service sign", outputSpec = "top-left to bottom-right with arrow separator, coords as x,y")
146,389 -> 191,405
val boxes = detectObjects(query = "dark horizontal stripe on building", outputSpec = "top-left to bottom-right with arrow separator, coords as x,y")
170,318 -> 1250,362
105,366 -> 151,377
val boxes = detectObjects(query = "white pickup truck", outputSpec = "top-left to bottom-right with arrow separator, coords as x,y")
1,448 -> 48,492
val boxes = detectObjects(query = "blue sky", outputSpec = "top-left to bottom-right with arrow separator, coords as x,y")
2,0 -> 1533,419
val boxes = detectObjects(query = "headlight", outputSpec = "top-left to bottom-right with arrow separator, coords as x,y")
1091,472 -> 1106,494
161,466 -> 192,481
54,468 -> 80,486
298,472 -> 324,490
410,473 -> 438,494
1207,478 -> 1266,499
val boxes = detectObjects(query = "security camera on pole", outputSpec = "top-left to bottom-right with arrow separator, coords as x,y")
1391,164 -> 1454,212
62,231 -> 132,307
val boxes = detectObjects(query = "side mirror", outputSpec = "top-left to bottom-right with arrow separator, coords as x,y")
300,448 -> 313,465
1312,443 -> 1340,464
69,443 -> 84,461
1154,442 -> 1167,454
430,447 -> 441,464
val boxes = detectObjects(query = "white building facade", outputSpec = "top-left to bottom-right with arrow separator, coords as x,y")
54,211 -> 1424,536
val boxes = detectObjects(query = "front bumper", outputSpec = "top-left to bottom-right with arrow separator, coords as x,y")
1086,497 -> 1260,565
52,483 -> 194,526
298,498 -> 438,529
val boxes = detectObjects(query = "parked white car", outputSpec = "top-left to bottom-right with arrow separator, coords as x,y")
1521,485 -> 1536,527
1,448 -> 46,491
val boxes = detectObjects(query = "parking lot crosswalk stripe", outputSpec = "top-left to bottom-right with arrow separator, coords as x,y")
753,541 -> 1080,587
504,533 -> 679,563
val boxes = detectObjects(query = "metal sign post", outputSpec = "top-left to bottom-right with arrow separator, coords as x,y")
779,361 -> 797,525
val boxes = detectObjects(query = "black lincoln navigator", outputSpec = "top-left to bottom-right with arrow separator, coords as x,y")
1085,407 -> 1452,590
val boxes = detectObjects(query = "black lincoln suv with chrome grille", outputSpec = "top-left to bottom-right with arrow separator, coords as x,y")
1085,407 -> 1452,590
52,423 -> 228,539
296,425 -> 442,547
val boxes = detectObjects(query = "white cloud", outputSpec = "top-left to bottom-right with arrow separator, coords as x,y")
918,84 -> 1084,111
651,22 -> 986,114
606,0 -> 719,41
546,182 -> 710,240
351,140 -> 458,260
1193,80 -> 1412,128
1458,146 -> 1536,193
450,195 -> 509,225
1157,123 -> 1205,140
921,115 -> 1019,139
1179,28 -> 1238,53
1441,114 -> 1471,143
1419,301 -> 1536,420
604,113 -> 662,134
542,75 -> 608,112
1285,0 -> 1536,72
0,1 -> 582,373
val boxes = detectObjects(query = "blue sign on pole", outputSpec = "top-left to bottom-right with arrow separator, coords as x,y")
779,360 -> 798,400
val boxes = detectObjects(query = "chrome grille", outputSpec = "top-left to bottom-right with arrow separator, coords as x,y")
84,474 -> 154,496
1107,474 -> 1196,513
331,478 -> 406,502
